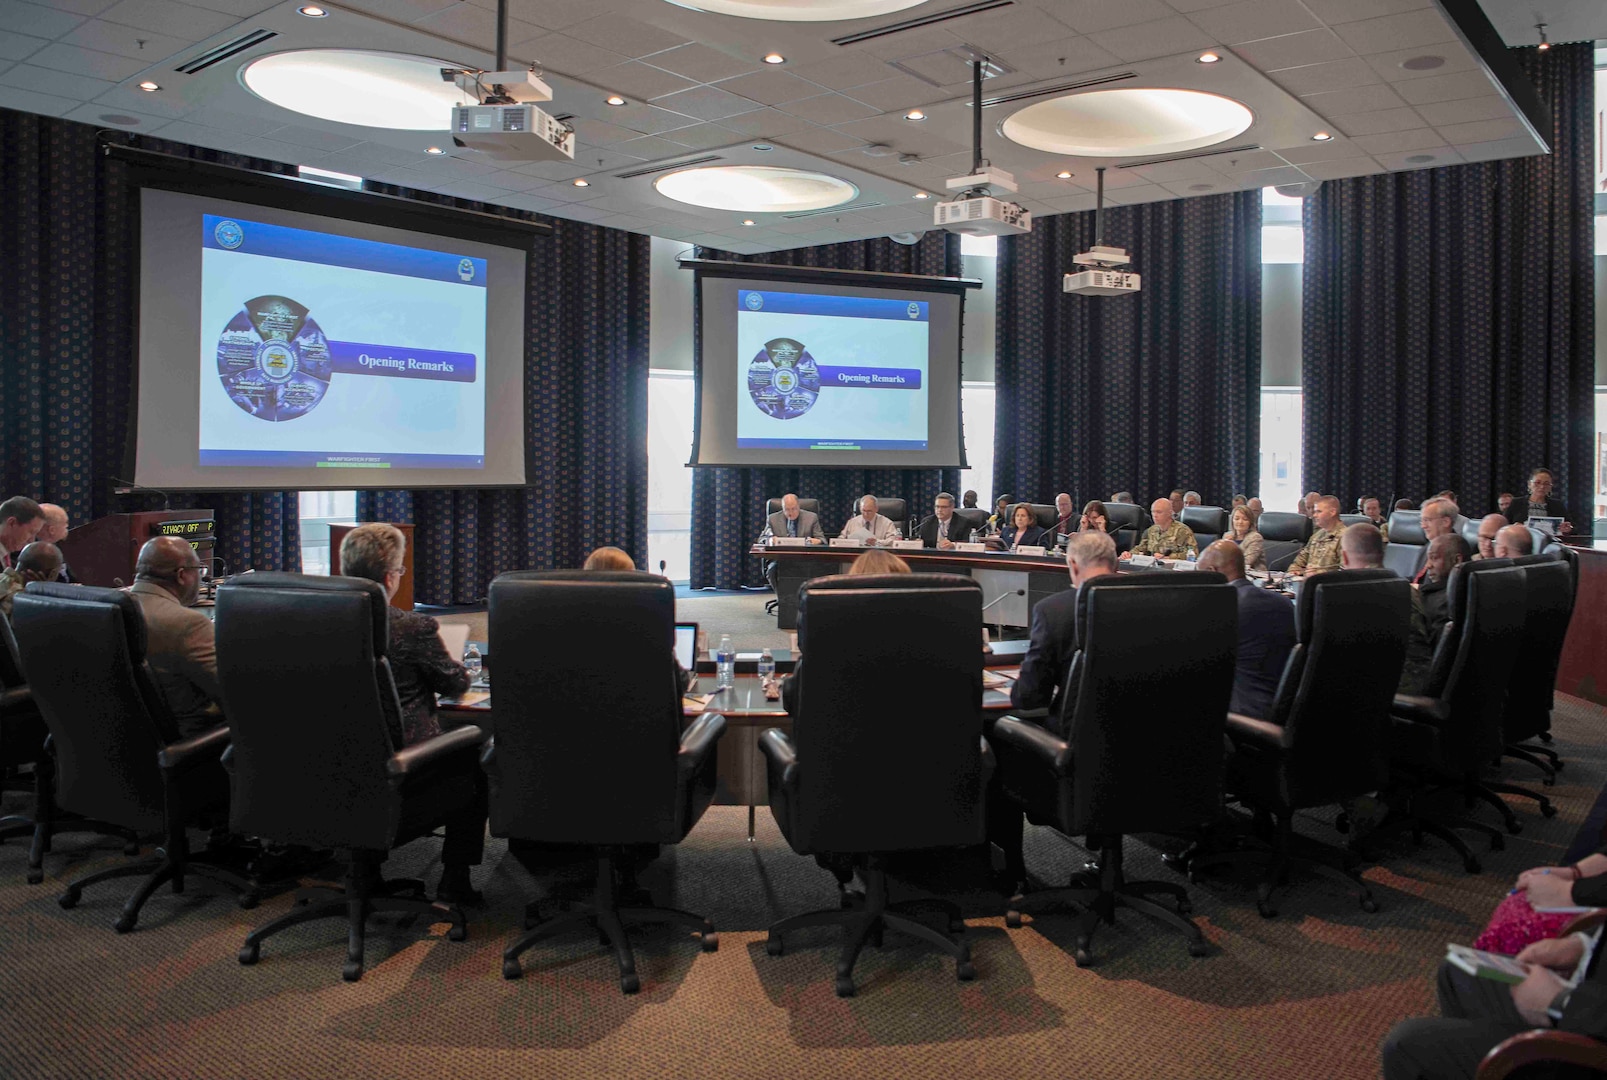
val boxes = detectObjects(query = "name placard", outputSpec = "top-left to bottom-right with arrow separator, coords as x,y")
830,537 -> 865,548
770,536 -> 809,547
955,542 -> 988,553
891,539 -> 924,550
1014,545 -> 1047,557
1172,560 -> 1199,571
1127,554 -> 1156,567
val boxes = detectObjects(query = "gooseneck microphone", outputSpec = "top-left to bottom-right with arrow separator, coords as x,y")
110,477 -> 170,511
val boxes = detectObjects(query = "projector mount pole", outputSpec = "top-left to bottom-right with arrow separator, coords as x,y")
971,58 -> 984,175
1094,167 -> 1105,246
489,0 -> 509,103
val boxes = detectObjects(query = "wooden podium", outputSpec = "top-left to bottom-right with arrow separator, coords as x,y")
329,523 -> 414,610
58,510 -> 216,587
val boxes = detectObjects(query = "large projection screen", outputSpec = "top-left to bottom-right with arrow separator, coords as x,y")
135,187 -> 528,489
692,265 -> 972,469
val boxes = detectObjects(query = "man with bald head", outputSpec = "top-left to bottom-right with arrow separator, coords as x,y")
128,536 -> 222,736
1289,495 -> 1345,576
35,503 -> 75,582
1303,491 -> 1321,518
1013,531 -> 1118,727
839,494 -> 898,546
1339,524 -> 1432,693
1419,533 -> 1464,641
1122,497 -> 1197,561
762,492 -> 824,593
1473,513 -> 1506,560
0,541 -> 63,621
1198,540 -> 1295,719
1052,492 -> 1076,536
1494,523 -> 1534,559
1413,497 -> 1468,584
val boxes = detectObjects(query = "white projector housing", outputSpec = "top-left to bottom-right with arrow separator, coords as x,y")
1064,268 -> 1141,295
450,104 -> 574,162
451,69 -> 554,105
934,195 -> 1031,236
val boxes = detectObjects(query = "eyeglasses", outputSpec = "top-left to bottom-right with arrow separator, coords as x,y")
387,564 -> 407,577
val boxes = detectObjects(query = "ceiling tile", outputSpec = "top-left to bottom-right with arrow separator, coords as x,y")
1187,0 -> 1320,43
570,117 -> 649,145
262,123 -> 361,151
1435,117 -> 1528,145
52,0 -> 121,14
0,83 -> 79,114
1300,0 -> 1428,23
1331,9 -> 1455,55
0,0 -> 90,38
1299,156 -> 1384,179
788,52 -> 890,92
589,61 -> 696,102
1230,29 -> 1352,70
661,122 -> 744,150
775,127 -> 868,155
1299,82 -> 1405,114
431,179 -> 520,202
233,137 -> 326,166
0,30 -> 44,60
713,68 -> 820,107
842,74 -> 935,112
97,0 -> 238,40
1088,16 -> 1216,62
714,106 -> 814,138
994,34 -> 1122,81
1331,106 -> 1425,136
1161,179 -> 1228,197
514,34 -> 630,78
27,41 -> 144,79
646,41 -> 759,84
145,119 -> 250,150
610,133 -> 699,158
181,0 -> 272,16
489,168 -> 574,191
1269,58 -> 1379,95
62,100 -> 163,127
1393,69 -> 1496,105
338,0 -> 457,22
0,61 -> 112,99
497,193 -> 560,213
946,4 -> 1079,53
599,101 -> 701,135
1104,182 -> 1170,204
531,178 -> 605,203
553,203 -> 613,221
1453,136 -> 1542,163
774,91 -> 879,126
1362,43 -> 1477,83
315,143 -> 427,169
653,84 -> 765,122
851,25 -> 964,62
1373,146 -> 1463,171
565,15 -> 690,60
185,105 -> 281,134
1269,137 -> 1368,164
503,0 -> 599,30
1122,156 -> 1223,182
1349,127 -> 1444,154
1054,0 -> 1176,35
59,18 -> 183,60
1412,96 -> 1512,126
1242,164 -> 1311,186
413,5 -> 542,52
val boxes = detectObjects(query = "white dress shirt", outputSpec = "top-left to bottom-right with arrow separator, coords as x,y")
840,512 -> 899,544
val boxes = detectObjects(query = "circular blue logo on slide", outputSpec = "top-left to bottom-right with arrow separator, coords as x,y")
457,258 -> 475,282
744,292 -> 764,311
907,302 -> 920,319
214,295 -> 331,422
747,336 -> 819,420
214,219 -> 243,249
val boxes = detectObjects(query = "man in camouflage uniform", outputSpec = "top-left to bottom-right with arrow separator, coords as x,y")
1122,498 -> 1197,561
1289,494 -> 1344,575
0,542 -> 63,622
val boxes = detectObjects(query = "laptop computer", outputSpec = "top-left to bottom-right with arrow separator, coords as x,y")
1529,515 -> 1562,538
436,621 -> 471,663
674,622 -> 698,671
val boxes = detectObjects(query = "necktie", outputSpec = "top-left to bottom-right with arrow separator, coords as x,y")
787,518 -> 797,537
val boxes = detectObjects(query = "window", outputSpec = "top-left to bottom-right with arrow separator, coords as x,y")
297,490 -> 356,575
647,370 -> 695,583
1595,387 -> 1606,522
1258,390 -> 1303,512
1261,186 -> 1303,264
957,383 -> 995,511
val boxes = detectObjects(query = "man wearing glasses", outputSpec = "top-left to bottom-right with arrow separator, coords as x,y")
128,535 -> 222,737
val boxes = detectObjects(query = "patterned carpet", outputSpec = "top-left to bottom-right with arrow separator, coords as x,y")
1,697 -> 1603,1080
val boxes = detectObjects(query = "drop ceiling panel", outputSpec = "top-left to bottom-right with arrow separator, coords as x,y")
1086,17 -> 1217,63
1186,0 -> 1322,45
1229,29 -> 1352,71
1053,0 -> 1177,35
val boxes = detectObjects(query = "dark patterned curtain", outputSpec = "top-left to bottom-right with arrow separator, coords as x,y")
0,110 -> 300,572
1301,43 -> 1594,519
994,191 -> 1262,511
687,233 -> 964,590
358,216 -> 650,605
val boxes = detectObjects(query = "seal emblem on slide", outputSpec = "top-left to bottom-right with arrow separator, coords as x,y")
213,219 -> 244,250
215,294 -> 332,422
746,336 -> 819,420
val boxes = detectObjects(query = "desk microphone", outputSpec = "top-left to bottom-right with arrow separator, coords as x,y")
980,588 -> 1025,614
110,477 -> 170,510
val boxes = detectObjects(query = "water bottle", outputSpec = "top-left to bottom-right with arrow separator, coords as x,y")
462,642 -> 482,681
716,635 -> 735,691
969,529 -> 979,543
757,648 -> 775,683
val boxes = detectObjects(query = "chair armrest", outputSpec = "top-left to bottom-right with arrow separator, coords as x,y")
1477,1030 -> 1607,1080
1226,712 -> 1293,750
386,724 -> 487,780
0,685 -> 32,711
991,716 -> 1071,773
1392,694 -> 1449,726
758,727 -> 797,789
677,710 -> 726,776
1561,909 -> 1607,936
157,724 -> 231,774
979,733 -> 996,788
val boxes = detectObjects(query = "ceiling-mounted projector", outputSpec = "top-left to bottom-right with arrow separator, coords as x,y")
934,60 -> 1031,238
1063,167 -> 1140,297
445,65 -> 574,162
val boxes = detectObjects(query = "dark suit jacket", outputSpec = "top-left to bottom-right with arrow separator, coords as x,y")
765,508 -> 825,542
1011,587 -> 1077,732
1228,577 -> 1296,719
1506,496 -> 1569,526
915,514 -> 965,547
999,523 -> 1050,550
385,607 -> 471,747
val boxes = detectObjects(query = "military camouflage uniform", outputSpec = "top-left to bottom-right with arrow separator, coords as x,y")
0,568 -> 25,621
1289,525 -> 1344,575
1132,520 -> 1197,559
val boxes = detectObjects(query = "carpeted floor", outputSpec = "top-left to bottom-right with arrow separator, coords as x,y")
2,697 -> 1604,1080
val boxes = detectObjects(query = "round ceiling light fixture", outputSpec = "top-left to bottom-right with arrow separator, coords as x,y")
762,53 -> 786,65
662,0 -> 930,21
904,110 -> 926,121
1056,170 -> 1073,179
1196,52 -> 1221,63
297,5 -> 328,16
242,50 -> 473,130
654,165 -> 857,213
425,146 -> 445,154
606,95 -> 626,106
137,80 -> 160,91
1002,87 -> 1253,158
1311,131 -> 1333,141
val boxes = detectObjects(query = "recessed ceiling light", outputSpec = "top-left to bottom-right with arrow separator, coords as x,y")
912,191 -> 929,199
661,0 -> 930,21
297,4 -> 328,16
1056,170 -> 1072,179
243,50 -> 474,130
654,164 -> 857,212
425,146 -> 445,154
763,53 -> 785,65
1003,88 -> 1252,157
742,219 -> 757,226
137,80 -> 160,91
1196,52 -> 1221,64
606,95 -> 626,106
904,110 -> 926,121
1311,131 -> 1333,141
752,144 -> 774,151
573,178 -> 590,187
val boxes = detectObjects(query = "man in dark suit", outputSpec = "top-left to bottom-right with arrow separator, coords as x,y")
1011,531 -> 1117,732
1197,540 -> 1295,719
0,496 -> 43,571
761,493 -> 825,593
914,491 -> 961,549
1505,467 -> 1572,535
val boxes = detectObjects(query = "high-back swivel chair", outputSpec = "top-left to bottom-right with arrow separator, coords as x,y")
1383,511 -> 1428,579
1181,506 -> 1229,548
1257,512 -> 1312,572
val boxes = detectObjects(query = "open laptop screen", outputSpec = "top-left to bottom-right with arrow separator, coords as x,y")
674,622 -> 698,671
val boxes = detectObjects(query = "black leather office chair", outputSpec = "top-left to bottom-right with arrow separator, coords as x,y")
216,573 -> 486,981
486,570 -> 724,994
1494,552 -> 1575,791
1257,512 -> 1312,572
1018,503 -> 1059,531
1383,511 -> 1428,579
11,583 -> 254,930
1191,571 -> 1408,916
1340,513 -> 1371,529
1103,502 -> 1148,554
992,574 -> 1235,965
876,497 -> 908,535
1458,516 -> 1482,552
953,508 -> 990,540
1373,562 -> 1527,873
760,573 -> 991,997
1181,506 -> 1229,547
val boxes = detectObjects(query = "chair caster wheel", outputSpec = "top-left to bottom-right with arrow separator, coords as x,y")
700,932 -> 718,953
1188,940 -> 1210,958
1360,896 -> 1379,914
1176,899 -> 1193,916
1073,946 -> 1095,968
238,892 -> 259,910
1335,812 -> 1351,834
1464,857 -> 1482,874
620,973 -> 640,995
834,975 -> 855,998
123,842 -> 141,856
447,924 -> 467,943
27,868 -> 43,886
238,943 -> 260,966
113,912 -> 137,934
1256,902 -> 1276,920
1542,776 -> 1556,788
956,960 -> 975,982
57,887 -> 80,909
1004,910 -> 1022,929
342,960 -> 364,983
765,936 -> 783,957
502,958 -> 522,980
1506,821 -> 1522,836
1541,803 -> 1558,819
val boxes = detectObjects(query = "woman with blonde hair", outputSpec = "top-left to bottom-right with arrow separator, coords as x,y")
1227,503 -> 1266,571
847,548 -> 911,575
